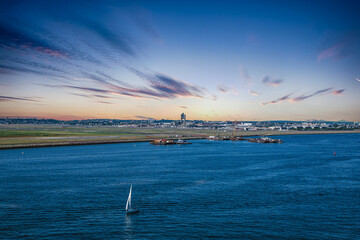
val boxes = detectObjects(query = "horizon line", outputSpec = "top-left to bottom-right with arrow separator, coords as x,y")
0,116 -> 357,123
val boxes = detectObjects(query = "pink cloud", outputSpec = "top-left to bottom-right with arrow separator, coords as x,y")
262,76 -> 284,87
317,33 -> 356,61
332,89 -> 345,95
317,42 -> 345,61
262,88 -> 345,106
217,84 -> 238,94
289,88 -> 333,102
261,93 -> 292,106
33,46 -> 67,58
249,90 -> 259,96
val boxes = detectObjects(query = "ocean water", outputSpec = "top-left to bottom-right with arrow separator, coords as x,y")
0,133 -> 359,239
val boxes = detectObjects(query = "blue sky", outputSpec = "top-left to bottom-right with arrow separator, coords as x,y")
0,0 -> 359,121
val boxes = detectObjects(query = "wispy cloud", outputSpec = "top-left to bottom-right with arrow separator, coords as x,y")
0,23 -> 68,58
94,100 -> 114,104
0,64 -> 65,78
1,1 -> 215,104
0,95 -> 41,103
151,73 -> 206,98
0,67 -> 10,74
42,69 -> 209,100
261,93 -> 292,106
262,76 -> 284,87
123,66 -> 210,99
134,115 -> 155,120
317,33 -> 358,61
217,85 -> 228,93
65,85 -> 114,94
217,84 -> 238,94
76,18 -> 136,57
289,88 -> 333,102
131,8 -> 161,41
332,89 -> 345,95
92,94 -> 114,99
249,90 -> 259,96
70,93 -> 120,100
262,87 -> 344,106
239,64 -> 252,86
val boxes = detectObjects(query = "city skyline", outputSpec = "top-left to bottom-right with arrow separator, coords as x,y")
1,0 -> 360,121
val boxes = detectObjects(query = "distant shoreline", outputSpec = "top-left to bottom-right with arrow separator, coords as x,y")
1,130 -> 359,150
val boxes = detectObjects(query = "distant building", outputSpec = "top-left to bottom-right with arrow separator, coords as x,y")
181,113 -> 186,125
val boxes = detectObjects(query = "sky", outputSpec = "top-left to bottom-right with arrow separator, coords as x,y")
0,0 -> 359,121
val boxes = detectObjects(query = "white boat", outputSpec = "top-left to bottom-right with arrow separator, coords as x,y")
125,184 -> 139,215
176,139 -> 191,144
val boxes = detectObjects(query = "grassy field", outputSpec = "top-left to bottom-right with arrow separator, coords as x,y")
0,124 -> 210,148
0,124 -> 359,149
0,124 -> 213,138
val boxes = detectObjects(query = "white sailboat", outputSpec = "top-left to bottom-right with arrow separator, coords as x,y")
125,184 -> 139,214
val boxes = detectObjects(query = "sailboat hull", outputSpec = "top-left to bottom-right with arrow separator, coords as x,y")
126,208 -> 139,215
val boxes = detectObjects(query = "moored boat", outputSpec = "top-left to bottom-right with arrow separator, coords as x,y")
176,139 -> 192,144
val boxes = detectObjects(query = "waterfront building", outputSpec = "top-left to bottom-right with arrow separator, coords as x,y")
181,113 -> 186,125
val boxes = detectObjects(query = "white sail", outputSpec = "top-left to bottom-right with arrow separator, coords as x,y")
125,185 -> 132,211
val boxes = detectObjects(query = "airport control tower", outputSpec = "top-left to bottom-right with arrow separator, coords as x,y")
181,113 -> 186,125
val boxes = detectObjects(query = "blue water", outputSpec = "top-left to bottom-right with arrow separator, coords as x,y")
0,134 -> 359,239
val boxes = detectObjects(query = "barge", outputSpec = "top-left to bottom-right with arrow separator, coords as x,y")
150,139 -> 192,145
247,137 -> 283,143
150,139 -> 176,145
